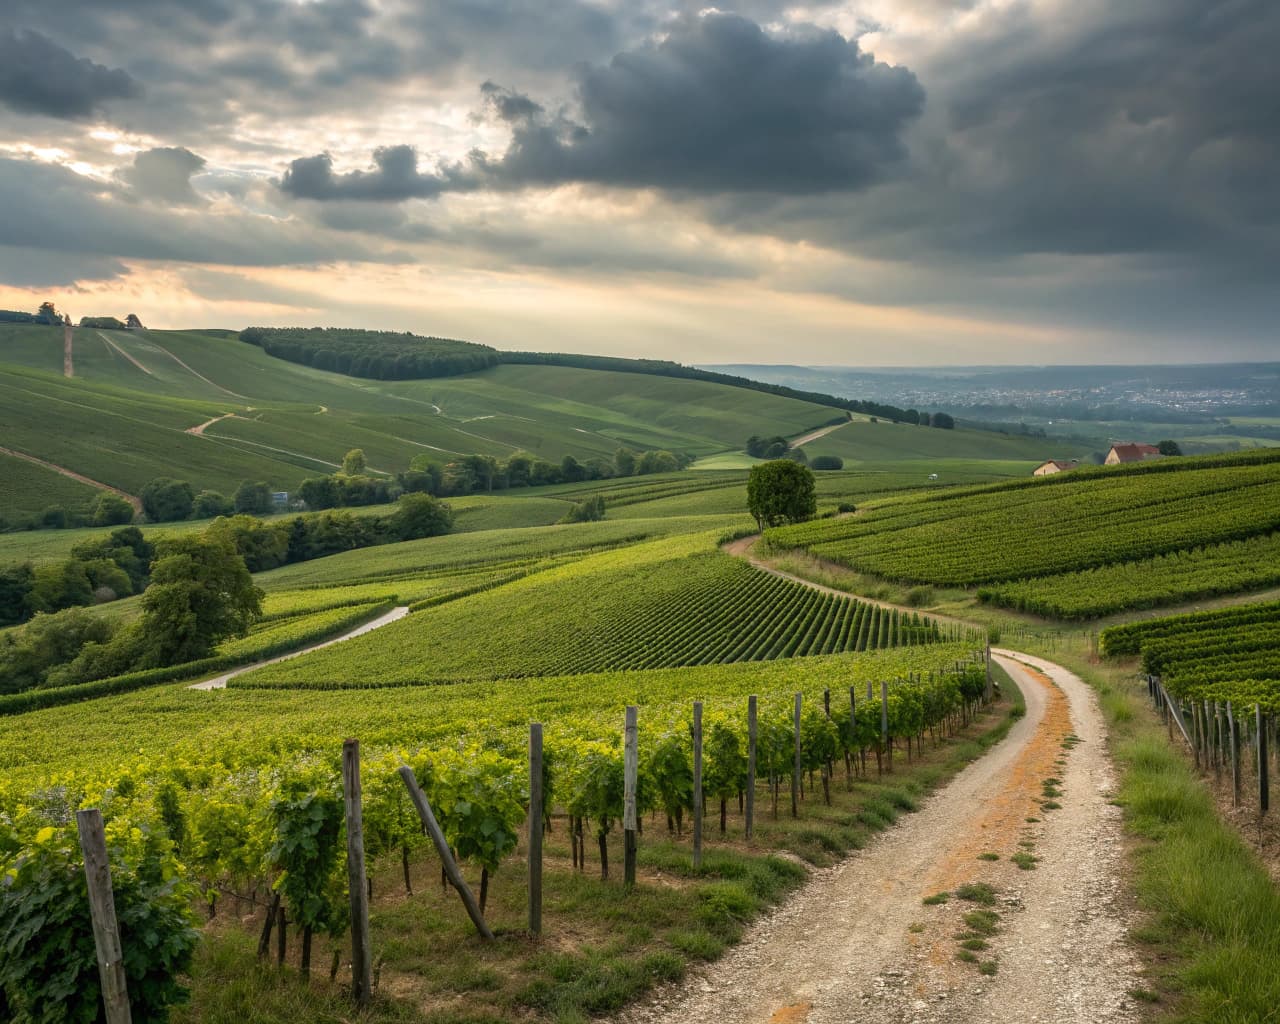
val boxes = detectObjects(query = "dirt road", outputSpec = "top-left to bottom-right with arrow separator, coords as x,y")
63,325 -> 73,377
186,412 -> 237,436
189,606 -> 410,690
617,651 -> 1138,1024
792,420 -> 851,447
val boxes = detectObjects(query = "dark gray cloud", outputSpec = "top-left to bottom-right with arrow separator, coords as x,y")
279,145 -> 472,202
480,13 -> 925,194
281,13 -> 925,202
118,147 -> 206,204
0,29 -> 139,119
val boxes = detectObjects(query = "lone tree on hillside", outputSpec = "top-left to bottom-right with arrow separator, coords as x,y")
135,535 -> 263,666
1157,439 -> 1183,456
342,448 -> 367,475
747,460 -> 817,531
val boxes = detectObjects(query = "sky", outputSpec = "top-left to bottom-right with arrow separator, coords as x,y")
0,0 -> 1276,366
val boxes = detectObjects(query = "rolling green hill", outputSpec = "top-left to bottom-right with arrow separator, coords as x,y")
0,323 -> 1064,526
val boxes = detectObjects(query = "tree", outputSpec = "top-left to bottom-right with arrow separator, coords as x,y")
36,301 -> 61,325
504,452 -> 533,488
930,412 -> 955,430
39,505 -> 68,529
233,480 -> 274,515
26,560 -> 93,614
810,455 -> 844,470
135,535 -> 263,667
747,460 -> 817,531
342,448 -> 367,476
636,450 -> 679,475
91,492 -> 135,526
125,312 -> 144,329
1157,439 -> 1183,456
140,478 -> 195,522
614,448 -> 637,477
0,564 -> 33,627
192,489 -> 234,519
558,495 -> 606,524
560,455 -> 585,483
392,493 -> 454,541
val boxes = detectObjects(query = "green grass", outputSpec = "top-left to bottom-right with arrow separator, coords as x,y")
0,452 -> 103,519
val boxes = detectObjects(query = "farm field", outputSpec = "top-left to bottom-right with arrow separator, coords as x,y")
766,449 -> 1280,618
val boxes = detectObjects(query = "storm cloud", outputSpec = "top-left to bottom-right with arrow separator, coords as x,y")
482,14 -> 925,193
280,145 -> 466,202
0,29 -> 139,119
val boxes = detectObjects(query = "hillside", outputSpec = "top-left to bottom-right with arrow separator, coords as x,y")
0,324 -> 1063,524
766,448 -> 1280,618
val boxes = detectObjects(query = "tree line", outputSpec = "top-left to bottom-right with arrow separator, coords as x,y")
0,492 -> 451,633
239,327 -> 500,380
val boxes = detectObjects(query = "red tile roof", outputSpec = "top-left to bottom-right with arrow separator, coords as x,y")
1108,442 -> 1162,463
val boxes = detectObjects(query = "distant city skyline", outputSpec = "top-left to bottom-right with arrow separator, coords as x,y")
0,0 -> 1276,365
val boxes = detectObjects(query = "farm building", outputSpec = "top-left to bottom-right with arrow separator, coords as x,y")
1105,442 -> 1162,465
1033,459 -> 1079,476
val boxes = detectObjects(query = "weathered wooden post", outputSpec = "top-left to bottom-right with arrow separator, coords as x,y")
1228,703 -> 1241,808
847,685 -> 857,787
342,740 -> 373,1007
746,695 -> 757,839
1259,707 -> 1270,815
984,641 -> 993,702
529,723 -> 544,931
399,766 -> 494,939
881,682 -> 891,773
623,708 -> 638,887
791,693 -> 802,817
692,701 -> 704,869
76,808 -> 131,1024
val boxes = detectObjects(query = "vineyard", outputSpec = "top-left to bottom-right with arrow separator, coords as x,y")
0,641 -> 995,1021
765,449 -> 1280,618
1101,601 -> 1280,710
235,533 -> 958,689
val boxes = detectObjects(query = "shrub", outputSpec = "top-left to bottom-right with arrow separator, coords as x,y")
810,455 -> 844,470
91,493 -> 135,526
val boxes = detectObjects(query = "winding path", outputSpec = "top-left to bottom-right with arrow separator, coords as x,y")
619,651 -> 1138,1024
189,606 -> 410,690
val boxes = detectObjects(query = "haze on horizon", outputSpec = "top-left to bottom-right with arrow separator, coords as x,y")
0,0 -> 1275,367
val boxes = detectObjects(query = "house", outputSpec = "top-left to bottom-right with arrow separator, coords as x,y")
1105,442 -> 1162,466
1033,459 -> 1078,476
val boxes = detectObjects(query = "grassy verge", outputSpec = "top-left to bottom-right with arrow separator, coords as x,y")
173,690 -> 1023,1024
1008,637 -> 1280,1022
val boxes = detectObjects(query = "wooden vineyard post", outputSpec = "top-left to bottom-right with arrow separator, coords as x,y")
881,682 -> 891,773
529,723 -> 544,931
342,741 -> 373,1007
76,809 -> 131,1024
791,693 -> 802,818
398,766 -> 494,939
847,686 -> 857,787
746,696 -> 757,839
623,708 -> 638,887
1228,703 -> 1241,808
984,641 -> 993,702
692,701 -> 704,869
822,688 -> 833,803
1258,707 -> 1270,816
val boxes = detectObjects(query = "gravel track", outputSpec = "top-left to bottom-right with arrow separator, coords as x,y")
617,650 -> 1139,1024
